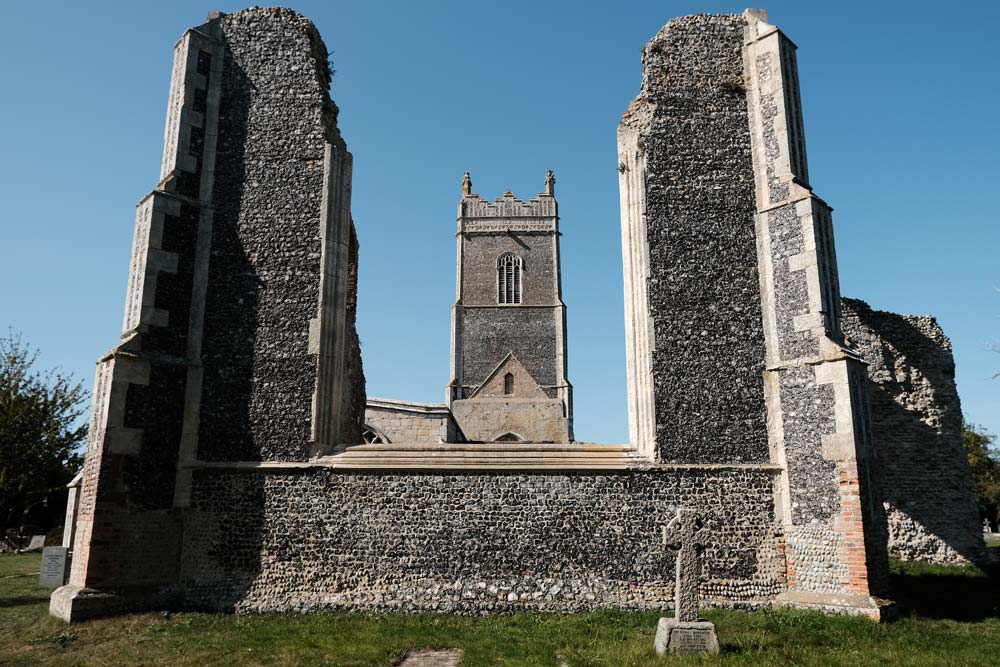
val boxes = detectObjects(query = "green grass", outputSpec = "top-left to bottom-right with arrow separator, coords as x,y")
2,553 -> 999,666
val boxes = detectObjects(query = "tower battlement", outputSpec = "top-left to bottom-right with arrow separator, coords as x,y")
457,171 -> 558,227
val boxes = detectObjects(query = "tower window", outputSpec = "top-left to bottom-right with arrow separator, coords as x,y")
497,253 -> 522,304
503,372 -> 514,395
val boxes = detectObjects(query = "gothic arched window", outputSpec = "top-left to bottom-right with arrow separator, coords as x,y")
497,253 -> 522,304
503,372 -> 514,395
361,424 -> 388,444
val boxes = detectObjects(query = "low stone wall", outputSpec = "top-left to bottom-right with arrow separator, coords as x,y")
451,398 -> 569,443
841,298 -> 988,565
180,467 -> 785,613
364,399 -> 457,443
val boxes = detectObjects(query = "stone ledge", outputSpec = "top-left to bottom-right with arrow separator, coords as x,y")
180,444 -> 785,473
774,590 -> 898,622
50,585 -> 125,623
366,397 -> 451,415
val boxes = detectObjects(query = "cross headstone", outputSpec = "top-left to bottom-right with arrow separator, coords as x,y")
662,507 -> 709,622
654,508 -> 720,655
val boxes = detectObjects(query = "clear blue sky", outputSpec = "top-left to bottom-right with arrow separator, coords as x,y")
1,1 -> 997,443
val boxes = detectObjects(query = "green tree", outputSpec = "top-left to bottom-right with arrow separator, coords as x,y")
963,420 -> 1000,530
0,331 -> 86,530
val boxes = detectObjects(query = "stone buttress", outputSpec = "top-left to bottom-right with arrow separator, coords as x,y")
51,8 -> 363,621
618,10 -> 892,617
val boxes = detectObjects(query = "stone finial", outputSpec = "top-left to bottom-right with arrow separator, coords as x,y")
544,170 -> 555,196
461,172 -> 472,196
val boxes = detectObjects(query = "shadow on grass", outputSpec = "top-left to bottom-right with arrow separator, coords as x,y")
891,559 -> 1000,621
0,594 -> 50,608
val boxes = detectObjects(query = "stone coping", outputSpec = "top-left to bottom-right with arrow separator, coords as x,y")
181,443 -> 785,473
366,397 -> 450,414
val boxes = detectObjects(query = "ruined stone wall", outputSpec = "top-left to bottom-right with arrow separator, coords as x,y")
57,22 -> 229,616
619,14 -> 769,464
340,226 -> 366,445
841,298 -> 987,564
181,468 -> 785,613
364,401 -> 455,444
617,11 -> 892,616
54,8 -> 364,622
198,9 -> 360,462
741,13 -> 891,606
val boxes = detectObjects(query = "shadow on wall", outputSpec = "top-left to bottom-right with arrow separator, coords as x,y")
845,300 -> 990,569
180,46 -> 267,606
196,43 -> 262,463
181,469 -> 266,611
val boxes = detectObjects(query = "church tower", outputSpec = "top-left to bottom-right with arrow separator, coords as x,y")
447,171 -> 573,442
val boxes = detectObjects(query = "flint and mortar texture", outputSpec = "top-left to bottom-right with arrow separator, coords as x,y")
181,469 -> 785,613
59,6 -> 982,622
842,298 -> 988,565
53,8 -> 364,621
619,11 -> 892,611
620,14 -> 769,464
54,20 -> 229,617
198,8 -> 363,461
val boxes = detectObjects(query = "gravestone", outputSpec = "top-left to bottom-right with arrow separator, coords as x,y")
39,547 -> 69,588
654,508 -> 719,655
23,535 -> 46,553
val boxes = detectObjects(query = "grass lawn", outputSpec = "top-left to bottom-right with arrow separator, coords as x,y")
2,552 -> 998,666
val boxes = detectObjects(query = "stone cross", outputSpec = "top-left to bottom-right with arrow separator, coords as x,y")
662,508 -> 710,622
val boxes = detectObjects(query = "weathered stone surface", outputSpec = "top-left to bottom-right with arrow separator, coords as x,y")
655,509 -> 719,654
447,178 -> 572,441
451,397 -> 568,443
39,547 -> 69,588
364,398 -> 456,444
55,6 -> 985,626
181,468 -> 785,613
842,298 -> 989,565
661,509 -> 709,622
619,10 -> 891,615
197,8 -> 364,461
654,618 -> 720,655
619,13 -> 769,464
52,7 -> 363,621
398,649 -> 463,667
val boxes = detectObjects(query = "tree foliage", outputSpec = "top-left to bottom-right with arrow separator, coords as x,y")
0,331 -> 86,528
963,420 -> 1000,529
